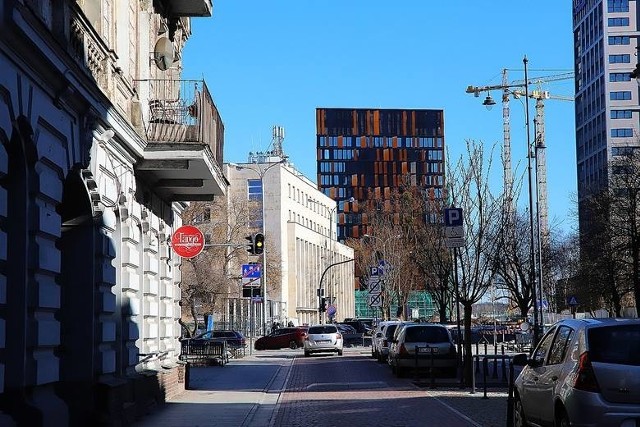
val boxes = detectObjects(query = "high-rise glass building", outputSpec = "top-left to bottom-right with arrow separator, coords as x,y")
573,0 -> 638,224
316,108 -> 445,241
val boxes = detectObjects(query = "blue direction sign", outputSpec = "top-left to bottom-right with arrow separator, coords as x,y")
242,264 -> 262,279
567,295 -> 578,306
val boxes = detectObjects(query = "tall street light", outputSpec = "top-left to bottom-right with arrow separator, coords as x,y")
308,196 -> 354,321
523,56 -> 540,345
231,158 -> 286,335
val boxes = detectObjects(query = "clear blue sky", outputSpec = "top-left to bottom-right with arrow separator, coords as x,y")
183,1 -> 576,232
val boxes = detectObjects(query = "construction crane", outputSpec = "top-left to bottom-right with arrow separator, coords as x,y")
465,70 -> 574,245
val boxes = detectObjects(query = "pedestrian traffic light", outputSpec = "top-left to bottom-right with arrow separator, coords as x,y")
319,297 -> 327,312
245,235 -> 255,254
253,233 -> 265,255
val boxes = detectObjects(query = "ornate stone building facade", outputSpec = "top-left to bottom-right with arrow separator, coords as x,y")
0,0 -> 226,425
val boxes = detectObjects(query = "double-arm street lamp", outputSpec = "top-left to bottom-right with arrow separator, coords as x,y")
307,196 -> 355,322
231,158 -> 286,335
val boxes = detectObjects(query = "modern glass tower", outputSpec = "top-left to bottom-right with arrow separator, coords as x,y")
316,107 -> 446,242
573,0 -> 638,225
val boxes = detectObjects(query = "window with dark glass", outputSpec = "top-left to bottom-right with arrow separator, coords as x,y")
611,128 -> 633,137
610,72 -> 631,82
610,91 -> 631,100
608,36 -> 630,45
608,0 -> 629,12
611,110 -> 632,119
608,17 -> 629,26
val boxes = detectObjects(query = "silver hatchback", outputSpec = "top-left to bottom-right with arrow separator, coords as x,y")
513,318 -> 640,427
304,324 -> 343,356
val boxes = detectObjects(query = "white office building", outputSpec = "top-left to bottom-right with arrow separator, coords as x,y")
225,155 -> 355,326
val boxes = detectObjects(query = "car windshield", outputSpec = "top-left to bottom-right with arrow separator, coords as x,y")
588,324 -> 640,366
404,326 -> 449,343
308,326 -> 337,334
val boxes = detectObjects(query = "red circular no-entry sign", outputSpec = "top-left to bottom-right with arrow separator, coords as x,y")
171,225 -> 205,258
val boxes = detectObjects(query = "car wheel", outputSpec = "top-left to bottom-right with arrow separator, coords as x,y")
304,351 -> 310,357
555,408 -> 569,427
513,395 -> 527,427
289,340 -> 297,349
255,343 -> 264,351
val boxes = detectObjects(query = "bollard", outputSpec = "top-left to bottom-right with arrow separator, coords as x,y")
471,355 -> 476,394
475,343 -> 480,372
482,357 -> 488,399
185,362 -> 192,390
506,358 -> 515,427
501,353 -> 507,383
430,350 -> 435,389
492,354 -> 498,379
415,347 -> 420,381
483,341 -> 488,356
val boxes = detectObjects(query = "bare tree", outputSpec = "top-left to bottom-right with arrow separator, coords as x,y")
178,195 -> 274,336
449,140 -> 502,384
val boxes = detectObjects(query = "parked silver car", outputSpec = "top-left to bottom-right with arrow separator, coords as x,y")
373,321 -> 402,362
387,323 -> 457,377
512,318 -> 640,427
304,324 -> 343,357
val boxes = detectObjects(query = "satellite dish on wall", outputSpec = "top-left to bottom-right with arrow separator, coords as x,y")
153,37 -> 174,71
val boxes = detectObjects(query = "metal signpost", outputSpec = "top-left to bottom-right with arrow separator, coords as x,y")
444,207 -> 465,373
367,265 -> 383,309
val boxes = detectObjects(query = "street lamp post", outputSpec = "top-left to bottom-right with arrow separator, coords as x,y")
231,159 -> 286,336
307,197 -> 354,323
523,56 -> 541,346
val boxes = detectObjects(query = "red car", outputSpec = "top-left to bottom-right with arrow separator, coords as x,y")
255,327 -> 308,350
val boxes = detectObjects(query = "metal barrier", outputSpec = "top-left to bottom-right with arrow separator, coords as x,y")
471,353 -> 525,427
180,340 -> 229,367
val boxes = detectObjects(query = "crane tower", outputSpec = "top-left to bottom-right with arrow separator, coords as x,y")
466,71 -> 574,247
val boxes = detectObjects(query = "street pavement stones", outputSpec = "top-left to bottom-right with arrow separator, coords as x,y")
134,348 -> 509,427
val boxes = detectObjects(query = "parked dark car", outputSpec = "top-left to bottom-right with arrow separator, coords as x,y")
336,323 -> 361,347
255,327 -> 308,350
342,319 -> 373,336
183,330 -> 247,349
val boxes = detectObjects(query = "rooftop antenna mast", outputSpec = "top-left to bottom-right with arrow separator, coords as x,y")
272,125 -> 285,157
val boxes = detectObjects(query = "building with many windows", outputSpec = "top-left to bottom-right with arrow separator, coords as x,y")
573,0 -> 638,217
316,108 -> 445,241
224,153 -> 355,327
0,0 -> 225,424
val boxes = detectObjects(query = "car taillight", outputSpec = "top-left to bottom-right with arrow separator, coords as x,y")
399,344 -> 408,356
336,333 -> 342,339
573,351 -> 600,393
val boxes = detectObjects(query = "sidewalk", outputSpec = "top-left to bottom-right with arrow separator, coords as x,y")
134,349 -> 510,427
133,353 -> 293,427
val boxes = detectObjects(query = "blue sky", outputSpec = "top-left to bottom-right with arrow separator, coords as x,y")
183,1 -> 576,232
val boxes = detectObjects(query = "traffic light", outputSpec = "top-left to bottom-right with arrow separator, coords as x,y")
319,297 -> 327,312
245,235 -> 255,254
253,233 -> 265,255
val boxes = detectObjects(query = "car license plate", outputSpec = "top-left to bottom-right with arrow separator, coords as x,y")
418,347 -> 438,354
317,340 -> 330,343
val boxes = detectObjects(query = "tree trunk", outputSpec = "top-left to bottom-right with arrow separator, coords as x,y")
463,303 -> 474,386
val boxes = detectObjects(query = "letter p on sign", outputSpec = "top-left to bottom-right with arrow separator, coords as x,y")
444,208 -> 463,227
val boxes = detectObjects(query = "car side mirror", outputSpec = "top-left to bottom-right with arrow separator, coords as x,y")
511,353 -> 528,366
376,332 -> 383,338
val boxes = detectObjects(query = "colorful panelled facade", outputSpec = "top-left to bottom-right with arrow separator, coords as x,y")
316,108 -> 445,241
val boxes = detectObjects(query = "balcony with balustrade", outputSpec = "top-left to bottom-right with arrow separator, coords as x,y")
134,78 -> 227,200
